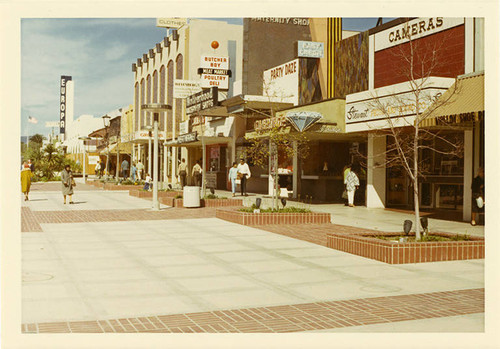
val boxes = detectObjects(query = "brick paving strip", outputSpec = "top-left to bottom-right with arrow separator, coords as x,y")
21,207 -> 218,232
21,288 -> 484,333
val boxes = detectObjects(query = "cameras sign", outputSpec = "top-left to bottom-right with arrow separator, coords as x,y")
199,55 -> 230,89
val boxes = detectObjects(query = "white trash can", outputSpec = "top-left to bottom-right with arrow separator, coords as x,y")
183,186 -> 201,207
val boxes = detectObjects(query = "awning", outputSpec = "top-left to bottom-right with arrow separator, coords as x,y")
101,142 -> 133,155
421,72 -> 484,127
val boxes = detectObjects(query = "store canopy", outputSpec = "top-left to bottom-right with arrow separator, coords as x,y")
101,142 -> 132,155
421,72 -> 484,127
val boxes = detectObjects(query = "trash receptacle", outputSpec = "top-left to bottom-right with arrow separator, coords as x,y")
183,186 -> 201,207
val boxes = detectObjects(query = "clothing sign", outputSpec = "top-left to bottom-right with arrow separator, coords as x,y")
200,55 -> 230,89
156,18 -> 187,29
174,80 -> 202,98
263,59 -> 299,105
297,41 -> 324,58
59,75 -> 72,137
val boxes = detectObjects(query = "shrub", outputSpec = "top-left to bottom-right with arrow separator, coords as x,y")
204,194 -> 227,200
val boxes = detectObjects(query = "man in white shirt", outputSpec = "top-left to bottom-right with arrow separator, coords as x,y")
136,160 -> 144,180
237,158 -> 251,196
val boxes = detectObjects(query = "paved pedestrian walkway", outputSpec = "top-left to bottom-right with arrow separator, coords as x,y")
20,182 -> 485,334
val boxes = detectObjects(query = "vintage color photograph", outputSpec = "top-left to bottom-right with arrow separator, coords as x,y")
2,2 -> 499,348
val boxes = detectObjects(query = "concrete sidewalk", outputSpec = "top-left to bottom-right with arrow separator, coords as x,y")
211,189 -> 485,237
21,183 -> 485,333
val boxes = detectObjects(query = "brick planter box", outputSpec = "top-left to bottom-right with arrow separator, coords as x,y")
129,190 -> 182,199
203,199 -> 243,207
103,183 -> 140,191
326,232 -> 484,264
159,197 -> 183,207
216,208 -> 331,225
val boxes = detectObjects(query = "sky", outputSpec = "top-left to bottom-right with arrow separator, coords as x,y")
21,17 -> 392,138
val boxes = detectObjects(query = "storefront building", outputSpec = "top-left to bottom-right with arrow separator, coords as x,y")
131,19 -> 243,186
344,17 -> 484,221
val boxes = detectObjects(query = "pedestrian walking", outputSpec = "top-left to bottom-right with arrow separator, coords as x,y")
121,158 -> 129,179
21,162 -> 33,201
192,160 -> 202,187
28,159 -> 35,173
345,164 -> 359,207
136,160 -> 144,181
342,164 -> 352,206
130,163 -> 137,182
143,173 -> 152,191
237,158 -> 251,196
471,167 -> 484,226
178,158 -> 188,188
61,164 -> 75,204
228,162 -> 238,197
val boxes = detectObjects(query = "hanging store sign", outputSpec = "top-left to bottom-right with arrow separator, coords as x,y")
285,111 -> 322,132
199,55 -> 230,89
297,41 -> 324,58
179,120 -> 189,135
59,75 -> 72,136
156,18 -> 187,29
186,87 -> 219,115
345,77 -> 454,132
134,130 -> 166,140
374,17 -> 465,52
254,115 -> 287,132
177,131 -> 197,144
263,59 -> 299,105
174,80 -> 202,99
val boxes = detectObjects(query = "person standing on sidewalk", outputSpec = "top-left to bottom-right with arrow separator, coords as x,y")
61,164 -> 74,204
237,158 -> 251,196
121,158 -> 129,179
143,173 -> 152,191
130,163 -> 137,182
343,164 -> 351,206
95,162 -> 101,176
136,160 -> 144,181
21,162 -> 32,201
471,167 -> 484,226
178,158 -> 188,188
345,164 -> 359,207
99,159 -> 105,178
228,162 -> 238,197
192,160 -> 202,187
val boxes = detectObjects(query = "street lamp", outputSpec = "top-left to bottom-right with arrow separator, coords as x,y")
142,125 -> 153,177
141,103 -> 171,211
78,136 -> 91,182
102,114 -> 111,178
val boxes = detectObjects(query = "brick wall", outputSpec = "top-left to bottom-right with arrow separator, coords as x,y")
374,25 -> 465,88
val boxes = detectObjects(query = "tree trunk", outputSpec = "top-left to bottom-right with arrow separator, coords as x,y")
414,127 -> 421,240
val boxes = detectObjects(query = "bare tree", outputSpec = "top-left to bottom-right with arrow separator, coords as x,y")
244,77 -> 309,210
363,27 -> 463,240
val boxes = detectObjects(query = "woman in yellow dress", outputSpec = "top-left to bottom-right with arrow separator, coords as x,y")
21,162 -> 32,201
